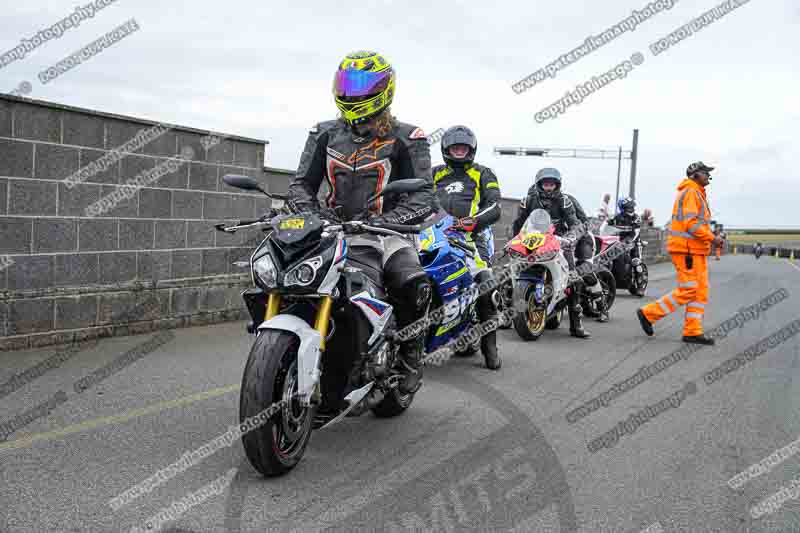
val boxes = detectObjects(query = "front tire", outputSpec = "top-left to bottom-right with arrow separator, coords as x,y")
513,283 -> 547,341
239,330 -> 314,477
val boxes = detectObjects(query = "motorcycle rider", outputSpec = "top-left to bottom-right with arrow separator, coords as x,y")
610,197 -> 643,262
431,125 -> 502,370
287,50 -> 437,401
564,191 -> 609,322
754,241 -> 763,259
512,168 -> 592,338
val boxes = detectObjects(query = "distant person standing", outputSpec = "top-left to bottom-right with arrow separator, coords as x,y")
642,208 -> 655,228
597,193 -> 612,221
637,162 -> 722,345
714,230 -> 727,260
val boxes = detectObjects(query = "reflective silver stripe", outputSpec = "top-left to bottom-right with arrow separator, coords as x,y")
474,202 -> 499,218
688,220 -> 708,235
665,294 -> 679,309
658,300 -> 671,314
667,229 -> 697,239
672,211 -> 699,222
675,190 -> 689,220
687,301 -> 705,309
679,281 -> 698,288
686,312 -> 704,319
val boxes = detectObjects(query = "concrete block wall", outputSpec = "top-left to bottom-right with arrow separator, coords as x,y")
0,94 -> 295,352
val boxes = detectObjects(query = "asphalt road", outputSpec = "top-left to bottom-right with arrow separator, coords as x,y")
1,255 -> 799,533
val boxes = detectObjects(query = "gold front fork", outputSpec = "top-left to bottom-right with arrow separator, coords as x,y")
264,293 -> 282,321
313,296 -> 334,351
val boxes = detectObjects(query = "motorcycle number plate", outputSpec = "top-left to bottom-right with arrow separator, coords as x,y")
280,218 -> 305,230
522,233 -> 546,250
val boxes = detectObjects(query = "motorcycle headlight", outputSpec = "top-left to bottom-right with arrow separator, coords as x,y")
284,256 -> 324,287
253,255 -> 278,288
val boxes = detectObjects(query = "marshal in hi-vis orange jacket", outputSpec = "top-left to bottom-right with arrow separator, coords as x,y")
666,178 -> 715,256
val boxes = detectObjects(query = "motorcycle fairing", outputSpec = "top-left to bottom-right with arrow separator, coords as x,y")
318,236 -> 347,295
351,291 -> 393,346
257,314 -> 322,405
418,216 -> 477,351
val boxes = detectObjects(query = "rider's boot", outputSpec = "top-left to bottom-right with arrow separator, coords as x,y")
476,271 -> 501,370
568,290 -> 591,339
584,275 -> 609,323
397,336 -> 424,393
391,274 -> 432,394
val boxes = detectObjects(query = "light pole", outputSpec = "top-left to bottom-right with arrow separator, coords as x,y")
629,129 -> 639,200
494,134 -> 638,214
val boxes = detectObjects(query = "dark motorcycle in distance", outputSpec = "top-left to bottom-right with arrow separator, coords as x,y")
754,244 -> 763,259
217,174 -> 438,477
595,221 -> 648,298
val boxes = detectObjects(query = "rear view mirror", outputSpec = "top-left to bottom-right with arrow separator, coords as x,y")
222,174 -> 262,191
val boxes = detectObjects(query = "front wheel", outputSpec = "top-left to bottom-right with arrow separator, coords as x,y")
513,283 -> 547,341
239,329 -> 314,477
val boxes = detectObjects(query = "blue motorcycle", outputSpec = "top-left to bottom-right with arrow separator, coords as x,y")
416,215 -> 482,356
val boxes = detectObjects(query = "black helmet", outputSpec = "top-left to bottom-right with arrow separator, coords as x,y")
534,167 -> 562,198
441,125 -> 477,166
617,196 -> 636,214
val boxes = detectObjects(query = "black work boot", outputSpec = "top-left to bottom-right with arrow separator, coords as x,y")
397,337 -> 424,393
683,334 -> 715,345
636,309 -> 654,336
480,329 -> 502,370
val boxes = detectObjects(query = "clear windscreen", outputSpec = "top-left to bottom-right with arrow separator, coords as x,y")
521,208 -> 552,235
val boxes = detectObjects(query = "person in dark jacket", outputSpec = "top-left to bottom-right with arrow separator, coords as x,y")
564,191 -> 609,322
431,125 -> 502,370
288,50 -> 437,399
512,168 -> 593,337
609,197 -> 642,261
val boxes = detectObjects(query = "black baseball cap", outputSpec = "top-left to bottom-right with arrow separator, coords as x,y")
686,161 -> 715,176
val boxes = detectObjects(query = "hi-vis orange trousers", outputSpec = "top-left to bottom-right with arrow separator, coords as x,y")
641,253 -> 709,336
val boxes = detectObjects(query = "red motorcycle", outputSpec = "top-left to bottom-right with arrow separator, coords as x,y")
502,210 -> 572,341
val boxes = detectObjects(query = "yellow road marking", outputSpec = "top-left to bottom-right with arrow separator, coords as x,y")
0,384 -> 240,452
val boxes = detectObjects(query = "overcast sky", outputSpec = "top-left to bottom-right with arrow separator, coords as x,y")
1,0 -> 797,227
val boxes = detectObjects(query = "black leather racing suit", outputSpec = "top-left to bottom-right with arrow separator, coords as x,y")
287,117 -> 436,399
609,212 -> 642,260
432,161 -> 502,365
432,162 -> 502,265
512,187 -> 595,330
512,187 -> 582,244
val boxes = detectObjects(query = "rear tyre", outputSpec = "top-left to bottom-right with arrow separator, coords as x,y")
581,268 -> 616,317
545,307 -> 564,330
239,330 -> 314,477
629,263 -> 648,297
371,386 -> 415,418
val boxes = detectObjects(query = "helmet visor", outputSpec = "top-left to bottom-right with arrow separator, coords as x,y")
334,68 -> 391,98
